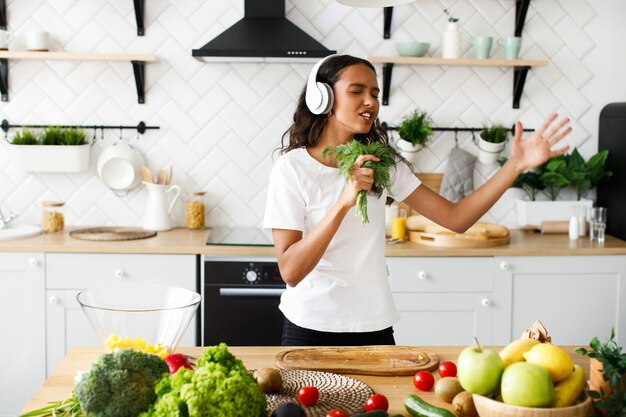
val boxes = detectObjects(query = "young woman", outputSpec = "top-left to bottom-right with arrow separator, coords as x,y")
263,54 -> 571,346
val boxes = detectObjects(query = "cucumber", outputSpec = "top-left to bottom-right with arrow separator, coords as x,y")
404,394 -> 456,417
351,411 -> 388,417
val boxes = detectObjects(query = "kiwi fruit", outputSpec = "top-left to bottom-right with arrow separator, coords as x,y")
253,367 -> 283,393
452,391 -> 478,417
435,377 -> 464,403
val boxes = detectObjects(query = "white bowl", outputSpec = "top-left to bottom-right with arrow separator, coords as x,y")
97,142 -> 145,192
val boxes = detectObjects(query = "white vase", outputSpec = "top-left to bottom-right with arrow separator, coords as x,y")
442,22 -> 462,59
476,136 -> 506,164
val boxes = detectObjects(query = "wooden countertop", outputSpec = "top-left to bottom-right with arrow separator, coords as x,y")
22,346 -> 591,416
0,227 -> 624,256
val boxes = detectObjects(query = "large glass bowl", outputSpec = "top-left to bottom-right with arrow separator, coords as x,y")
77,285 -> 201,356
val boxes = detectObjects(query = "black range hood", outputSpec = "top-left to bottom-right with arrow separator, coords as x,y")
192,0 -> 336,62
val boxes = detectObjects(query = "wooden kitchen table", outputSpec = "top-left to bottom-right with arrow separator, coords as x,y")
22,346 -> 591,416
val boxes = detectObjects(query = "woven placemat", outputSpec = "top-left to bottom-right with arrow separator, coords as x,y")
69,227 -> 157,241
265,369 -> 374,417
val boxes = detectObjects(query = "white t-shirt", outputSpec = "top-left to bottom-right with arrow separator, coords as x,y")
263,147 -> 421,332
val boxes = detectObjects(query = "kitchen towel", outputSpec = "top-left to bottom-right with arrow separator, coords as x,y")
440,147 -> 476,202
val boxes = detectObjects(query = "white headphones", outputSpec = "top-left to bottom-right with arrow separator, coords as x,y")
305,54 -> 339,115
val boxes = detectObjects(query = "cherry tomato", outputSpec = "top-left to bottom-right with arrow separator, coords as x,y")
413,370 -> 435,391
365,393 -> 389,411
438,361 -> 458,378
325,410 -> 348,417
297,386 -> 319,406
162,353 -> 193,374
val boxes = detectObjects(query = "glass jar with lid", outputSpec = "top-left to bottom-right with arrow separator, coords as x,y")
42,201 -> 65,232
184,191 -> 206,229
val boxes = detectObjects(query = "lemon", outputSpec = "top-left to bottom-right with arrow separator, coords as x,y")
499,338 -> 540,367
523,343 -> 574,382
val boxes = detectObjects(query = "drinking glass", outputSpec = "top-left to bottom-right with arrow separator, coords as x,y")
589,207 -> 607,243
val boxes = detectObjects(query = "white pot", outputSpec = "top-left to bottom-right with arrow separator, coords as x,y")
397,138 -> 423,166
515,198 -> 593,227
7,143 -> 90,172
476,136 -> 506,164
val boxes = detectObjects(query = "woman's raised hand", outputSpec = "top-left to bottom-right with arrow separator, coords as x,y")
509,113 -> 572,172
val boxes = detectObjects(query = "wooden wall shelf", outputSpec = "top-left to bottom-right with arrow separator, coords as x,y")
368,56 -> 548,109
0,51 -> 156,103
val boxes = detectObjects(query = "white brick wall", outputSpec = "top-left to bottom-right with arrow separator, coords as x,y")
0,0 -> 623,229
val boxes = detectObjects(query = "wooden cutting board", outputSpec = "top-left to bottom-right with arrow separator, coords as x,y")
275,346 -> 439,376
410,231 -> 510,248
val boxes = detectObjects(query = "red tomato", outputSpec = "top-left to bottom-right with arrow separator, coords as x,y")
413,370 -> 435,391
438,361 -> 457,378
297,386 -> 319,406
365,393 -> 389,411
325,410 -> 348,417
162,353 -> 193,375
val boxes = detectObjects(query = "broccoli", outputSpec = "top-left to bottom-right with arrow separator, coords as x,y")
140,343 -> 267,417
74,348 -> 169,417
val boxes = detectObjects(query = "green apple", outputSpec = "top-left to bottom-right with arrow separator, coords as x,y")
501,362 -> 554,407
457,344 -> 504,395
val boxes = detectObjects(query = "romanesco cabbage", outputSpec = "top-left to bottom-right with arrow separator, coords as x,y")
140,343 -> 267,417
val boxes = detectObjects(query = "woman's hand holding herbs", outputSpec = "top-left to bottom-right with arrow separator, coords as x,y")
339,154 -> 379,209
508,113 -> 571,173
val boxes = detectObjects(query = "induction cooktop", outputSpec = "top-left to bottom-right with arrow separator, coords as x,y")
206,227 -> 274,246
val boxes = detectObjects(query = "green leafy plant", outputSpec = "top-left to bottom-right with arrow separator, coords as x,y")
498,157 -> 545,201
586,149 -> 612,198
575,328 -> 626,417
10,129 -> 39,145
444,8 -> 459,22
480,123 -> 509,144
398,109 -> 433,148
61,128 -> 87,145
323,140 -> 396,224
40,126 -> 65,145
540,155 -> 571,200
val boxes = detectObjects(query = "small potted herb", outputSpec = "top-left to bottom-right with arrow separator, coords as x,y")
7,127 -> 90,172
396,109 -> 432,165
575,328 -> 625,417
476,123 -> 509,164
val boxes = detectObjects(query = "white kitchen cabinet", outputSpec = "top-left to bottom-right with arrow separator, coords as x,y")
387,257 -> 511,346
45,253 -> 199,375
495,256 -> 626,346
0,253 -> 45,417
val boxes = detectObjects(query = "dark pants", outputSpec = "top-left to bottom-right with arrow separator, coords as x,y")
282,317 -> 396,346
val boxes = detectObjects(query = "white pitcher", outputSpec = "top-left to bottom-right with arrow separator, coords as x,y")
143,181 -> 181,231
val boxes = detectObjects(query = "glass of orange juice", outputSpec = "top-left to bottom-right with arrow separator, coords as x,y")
391,209 -> 407,240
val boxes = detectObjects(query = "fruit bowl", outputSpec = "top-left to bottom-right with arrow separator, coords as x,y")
472,393 -> 591,417
77,284 -> 201,356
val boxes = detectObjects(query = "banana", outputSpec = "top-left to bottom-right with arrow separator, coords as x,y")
553,364 -> 586,407
499,338 -> 540,367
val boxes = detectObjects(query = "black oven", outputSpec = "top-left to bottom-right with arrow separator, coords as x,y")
203,255 -> 285,346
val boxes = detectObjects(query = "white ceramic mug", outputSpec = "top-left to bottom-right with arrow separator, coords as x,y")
26,31 -> 48,51
0,30 -> 13,50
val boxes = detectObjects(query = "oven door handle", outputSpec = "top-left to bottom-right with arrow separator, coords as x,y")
218,288 -> 285,297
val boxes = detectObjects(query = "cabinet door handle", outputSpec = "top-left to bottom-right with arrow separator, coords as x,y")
481,298 -> 490,307
49,296 -> 58,305
499,261 -> 510,270
29,258 -> 38,267
417,271 -> 428,280
114,269 -> 125,278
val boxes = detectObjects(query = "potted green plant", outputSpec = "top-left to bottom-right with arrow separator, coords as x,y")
514,148 -> 611,227
477,123 -> 509,164
7,127 -> 90,172
575,328 -> 625,417
498,157 -> 545,201
396,109 -> 432,165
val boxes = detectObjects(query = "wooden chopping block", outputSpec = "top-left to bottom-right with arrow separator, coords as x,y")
407,215 -> 509,239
